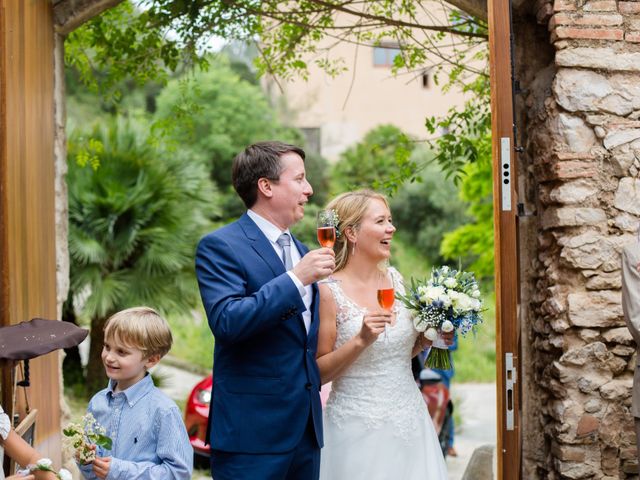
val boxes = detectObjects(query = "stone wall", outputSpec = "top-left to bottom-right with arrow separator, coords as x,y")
516,0 -> 640,477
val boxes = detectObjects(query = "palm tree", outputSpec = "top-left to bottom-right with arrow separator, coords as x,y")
66,118 -> 218,395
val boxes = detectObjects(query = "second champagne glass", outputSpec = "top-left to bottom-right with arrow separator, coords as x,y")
317,209 -> 338,283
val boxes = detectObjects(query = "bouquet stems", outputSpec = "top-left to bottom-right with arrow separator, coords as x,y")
424,331 -> 452,370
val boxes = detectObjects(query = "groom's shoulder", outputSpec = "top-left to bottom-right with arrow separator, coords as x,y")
200,217 -> 246,242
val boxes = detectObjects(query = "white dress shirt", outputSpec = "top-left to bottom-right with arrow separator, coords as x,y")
247,210 -> 312,333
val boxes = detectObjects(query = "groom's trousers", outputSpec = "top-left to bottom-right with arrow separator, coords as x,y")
210,414 -> 320,480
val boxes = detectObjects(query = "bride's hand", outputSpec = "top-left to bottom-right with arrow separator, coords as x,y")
414,335 -> 432,351
357,310 -> 393,346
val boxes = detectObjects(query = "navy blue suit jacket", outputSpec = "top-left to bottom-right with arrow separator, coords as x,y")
195,213 -> 323,454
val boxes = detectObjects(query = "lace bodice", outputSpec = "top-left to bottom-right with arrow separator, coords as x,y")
324,268 -> 428,441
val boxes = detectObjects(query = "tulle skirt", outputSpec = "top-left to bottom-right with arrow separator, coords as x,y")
319,410 -> 448,480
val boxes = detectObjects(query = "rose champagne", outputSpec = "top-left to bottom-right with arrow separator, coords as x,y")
317,226 -> 336,248
377,288 -> 395,310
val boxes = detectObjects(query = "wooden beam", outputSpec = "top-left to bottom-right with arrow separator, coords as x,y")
53,0 -> 124,35
487,0 -> 521,478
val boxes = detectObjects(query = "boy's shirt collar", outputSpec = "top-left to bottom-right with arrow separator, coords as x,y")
106,373 -> 154,407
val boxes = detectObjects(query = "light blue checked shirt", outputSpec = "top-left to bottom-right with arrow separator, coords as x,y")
79,374 -> 193,480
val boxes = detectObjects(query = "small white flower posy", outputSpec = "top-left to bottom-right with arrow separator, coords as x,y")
17,457 -> 72,479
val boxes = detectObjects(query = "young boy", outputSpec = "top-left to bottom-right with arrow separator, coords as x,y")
78,307 -> 193,479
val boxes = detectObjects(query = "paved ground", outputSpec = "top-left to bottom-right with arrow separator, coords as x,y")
155,357 -> 497,480
446,383 -> 497,480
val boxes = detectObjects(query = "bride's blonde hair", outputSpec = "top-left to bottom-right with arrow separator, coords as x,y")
326,189 -> 389,272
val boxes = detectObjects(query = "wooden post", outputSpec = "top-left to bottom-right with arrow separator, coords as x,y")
0,0 -> 61,464
488,0 -> 521,477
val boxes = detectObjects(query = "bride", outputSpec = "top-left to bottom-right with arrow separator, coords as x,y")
317,190 -> 448,480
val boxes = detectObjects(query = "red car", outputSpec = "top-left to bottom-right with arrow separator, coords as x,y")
184,375 -> 333,461
184,371 -> 453,459
184,374 -> 213,461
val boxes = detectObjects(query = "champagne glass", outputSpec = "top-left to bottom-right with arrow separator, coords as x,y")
317,209 -> 338,283
377,272 -> 394,344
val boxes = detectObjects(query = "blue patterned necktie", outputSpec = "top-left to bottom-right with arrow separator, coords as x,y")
276,233 -> 293,271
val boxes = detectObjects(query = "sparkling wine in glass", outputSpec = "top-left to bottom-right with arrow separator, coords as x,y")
377,287 -> 395,310
377,273 -> 394,344
317,209 -> 338,283
317,225 -> 336,248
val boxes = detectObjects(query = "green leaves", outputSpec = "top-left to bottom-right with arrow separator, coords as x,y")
94,434 -> 113,451
424,65 -> 491,183
440,158 -> 494,280
67,117 -> 218,320
65,1 -> 488,103
331,125 -> 418,197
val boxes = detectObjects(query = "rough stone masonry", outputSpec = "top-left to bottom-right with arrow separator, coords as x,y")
513,0 -> 640,477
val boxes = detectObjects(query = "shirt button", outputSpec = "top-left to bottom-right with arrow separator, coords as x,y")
305,383 -> 312,390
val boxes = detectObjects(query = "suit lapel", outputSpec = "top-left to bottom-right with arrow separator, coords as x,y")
238,213 -> 286,277
239,214 -> 315,337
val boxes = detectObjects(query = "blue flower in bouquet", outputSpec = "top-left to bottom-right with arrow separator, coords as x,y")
397,265 -> 484,369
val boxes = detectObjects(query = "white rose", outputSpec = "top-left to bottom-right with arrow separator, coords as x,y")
471,289 -> 481,298
439,294 -> 452,308
413,317 -> 427,332
441,266 -> 450,273
448,290 -> 460,305
441,320 -> 454,332
471,299 -> 482,311
425,285 -> 446,302
425,328 -> 438,341
36,458 -> 53,469
444,277 -> 457,288
59,469 -> 73,480
454,292 -> 473,312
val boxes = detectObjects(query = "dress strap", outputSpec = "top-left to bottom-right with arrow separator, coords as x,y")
326,281 -> 348,310
387,266 -> 405,295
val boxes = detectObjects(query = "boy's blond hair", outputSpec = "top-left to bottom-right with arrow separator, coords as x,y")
103,306 -> 173,358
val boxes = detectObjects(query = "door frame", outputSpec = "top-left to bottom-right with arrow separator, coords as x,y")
488,0 -> 521,477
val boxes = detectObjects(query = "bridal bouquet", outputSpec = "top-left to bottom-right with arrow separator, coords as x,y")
63,413 -> 112,464
397,266 -> 483,370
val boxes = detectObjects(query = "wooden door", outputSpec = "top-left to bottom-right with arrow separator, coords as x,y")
488,0 -> 521,477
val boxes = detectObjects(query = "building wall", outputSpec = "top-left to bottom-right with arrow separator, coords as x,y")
0,0 -> 62,463
265,30 -> 468,161
516,0 -> 640,477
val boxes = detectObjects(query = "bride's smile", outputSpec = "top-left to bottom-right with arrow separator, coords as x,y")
353,198 -> 396,261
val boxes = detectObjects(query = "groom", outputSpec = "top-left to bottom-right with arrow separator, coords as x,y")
195,141 -> 335,480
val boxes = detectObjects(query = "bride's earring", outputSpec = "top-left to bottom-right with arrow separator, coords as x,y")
352,242 -> 356,256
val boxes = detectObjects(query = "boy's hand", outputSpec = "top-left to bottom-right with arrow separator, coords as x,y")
75,444 -> 96,465
92,456 -> 111,479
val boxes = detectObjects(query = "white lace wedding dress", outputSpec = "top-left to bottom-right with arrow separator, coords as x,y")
319,267 -> 448,480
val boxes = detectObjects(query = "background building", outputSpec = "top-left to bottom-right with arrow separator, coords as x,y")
264,38 -> 468,161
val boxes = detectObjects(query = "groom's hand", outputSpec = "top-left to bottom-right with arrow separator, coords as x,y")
293,248 -> 335,285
